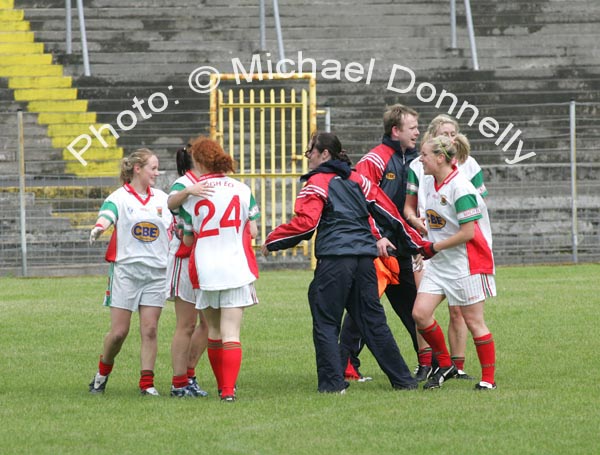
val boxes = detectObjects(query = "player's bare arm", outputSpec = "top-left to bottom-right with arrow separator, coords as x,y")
404,193 -> 428,235
248,219 -> 258,239
167,182 -> 213,211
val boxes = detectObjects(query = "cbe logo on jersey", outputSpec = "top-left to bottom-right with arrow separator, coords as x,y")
132,222 -> 160,242
425,209 -> 446,230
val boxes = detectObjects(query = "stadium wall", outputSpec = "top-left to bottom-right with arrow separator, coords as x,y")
1,0 -> 599,275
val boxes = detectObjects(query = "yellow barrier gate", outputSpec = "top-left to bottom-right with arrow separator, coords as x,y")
209,73 -> 317,261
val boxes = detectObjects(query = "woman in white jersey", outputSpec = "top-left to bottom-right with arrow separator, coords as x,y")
405,114 -> 487,383
179,137 -> 260,402
411,136 -> 497,391
88,149 -> 173,396
166,144 -> 213,397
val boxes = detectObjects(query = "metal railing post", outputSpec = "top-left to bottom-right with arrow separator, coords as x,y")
464,0 -> 479,70
569,100 -> 578,263
316,107 -> 331,132
65,0 -> 72,54
17,110 -> 28,277
450,0 -> 457,49
76,0 -> 91,76
259,0 -> 266,51
272,0 -> 287,72
324,107 -> 331,133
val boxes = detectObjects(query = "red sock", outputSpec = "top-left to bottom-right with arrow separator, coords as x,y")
139,370 -> 154,390
98,356 -> 113,376
344,359 -> 360,379
474,333 -> 495,384
418,321 -> 452,368
187,367 -> 196,380
221,341 -> 242,397
207,338 -> 224,391
172,374 -> 188,389
452,356 -> 465,371
418,347 -> 433,367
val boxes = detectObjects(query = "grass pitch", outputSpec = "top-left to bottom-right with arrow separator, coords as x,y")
1,264 -> 599,454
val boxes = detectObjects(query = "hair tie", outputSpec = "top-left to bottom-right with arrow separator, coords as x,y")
435,138 -> 450,160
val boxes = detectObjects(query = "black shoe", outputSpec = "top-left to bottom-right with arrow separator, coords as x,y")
188,377 -> 209,397
89,373 -> 109,394
453,369 -> 475,380
414,365 -> 433,382
170,385 -> 198,398
423,365 -> 457,390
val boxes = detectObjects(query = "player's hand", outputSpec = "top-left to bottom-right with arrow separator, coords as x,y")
418,242 -> 437,259
412,254 -> 424,272
89,226 -> 104,245
261,244 -> 270,257
187,182 -> 214,198
376,237 -> 395,258
410,216 -> 428,235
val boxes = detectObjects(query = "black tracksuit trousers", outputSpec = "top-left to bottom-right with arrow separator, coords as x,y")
339,257 -> 419,372
307,255 -> 416,392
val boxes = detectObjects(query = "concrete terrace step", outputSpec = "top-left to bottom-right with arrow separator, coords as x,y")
469,2 -> 600,15
21,13 -> 451,39
318,89 -> 594,109
24,5 -> 449,21
29,24 -> 454,42
317,73 -> 600,94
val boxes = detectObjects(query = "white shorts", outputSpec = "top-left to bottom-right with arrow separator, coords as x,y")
418,272 -> 496,306
196,283 -> 259,310
104,262 -> 167,312
166,255 -> 195,303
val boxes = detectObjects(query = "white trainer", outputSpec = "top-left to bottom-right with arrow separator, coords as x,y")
141,386 -> 160,396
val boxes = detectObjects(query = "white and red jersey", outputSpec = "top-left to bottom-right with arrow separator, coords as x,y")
180,173 -> 260,290
168,171 -> 201,259
98,184 -> 172,268
407,156 -> 487,219
421,168 -> 494,279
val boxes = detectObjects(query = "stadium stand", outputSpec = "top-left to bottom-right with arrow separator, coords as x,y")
1,0 -> 599,274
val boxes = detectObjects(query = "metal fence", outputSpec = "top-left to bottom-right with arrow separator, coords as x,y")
1,101 -> 599,276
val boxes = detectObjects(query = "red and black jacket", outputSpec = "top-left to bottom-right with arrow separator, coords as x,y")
356,135 -> 419,257
264,160 -> 431,258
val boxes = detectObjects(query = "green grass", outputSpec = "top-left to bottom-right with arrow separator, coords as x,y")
1,264 -> 599,454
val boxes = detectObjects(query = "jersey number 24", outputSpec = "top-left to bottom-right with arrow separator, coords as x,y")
194,195 -> 241,238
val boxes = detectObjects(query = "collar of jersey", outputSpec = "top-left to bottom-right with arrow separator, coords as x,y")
185,170 -> 202,183
124,183 -> 153,205
434,166 -> 459,192
198,173 -> 226,182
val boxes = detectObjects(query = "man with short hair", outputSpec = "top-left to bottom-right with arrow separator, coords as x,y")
340,104 -> 427,381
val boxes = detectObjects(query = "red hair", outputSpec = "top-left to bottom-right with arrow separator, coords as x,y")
189,136 -> 236,174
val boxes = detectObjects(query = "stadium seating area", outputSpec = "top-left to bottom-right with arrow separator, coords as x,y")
1,0 -> 599,273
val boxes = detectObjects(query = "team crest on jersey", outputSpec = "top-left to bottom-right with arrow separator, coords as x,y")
425,209 -> 446,229
157,207 -> 163,217
132,222 -> 160,242
440,195 -> 447,206
385,172 -> 396,180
